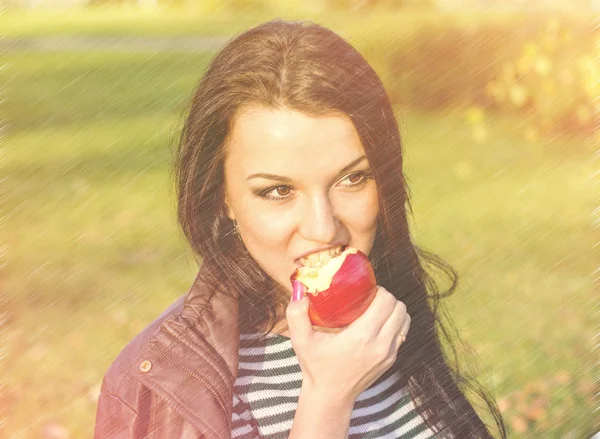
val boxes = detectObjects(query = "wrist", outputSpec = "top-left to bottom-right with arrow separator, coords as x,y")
300,381 -> 357,410
290,383 -> 355,439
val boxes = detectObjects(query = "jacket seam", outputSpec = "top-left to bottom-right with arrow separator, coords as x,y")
162,325 -> 232,389
110,373 -> 142,416
178,275 -> 233,384
149,338 -> 228,414
138,372 -> 223,439
147,387 -> 157,439
106,389 -> 140,416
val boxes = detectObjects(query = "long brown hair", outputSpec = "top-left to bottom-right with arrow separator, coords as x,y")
174,19 -> 507,439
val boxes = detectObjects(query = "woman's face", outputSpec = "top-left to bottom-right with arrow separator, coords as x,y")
223,105 -> 380,297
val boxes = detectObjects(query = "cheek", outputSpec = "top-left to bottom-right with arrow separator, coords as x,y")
238,207 -> 296,284
239,204 -> 293,248
338,188 -> 380,231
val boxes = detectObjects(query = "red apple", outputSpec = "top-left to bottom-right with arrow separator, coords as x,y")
290,246 -> 377,328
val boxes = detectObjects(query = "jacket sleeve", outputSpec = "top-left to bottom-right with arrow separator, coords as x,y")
94,374 -> 207,439
94,375 -> 151,439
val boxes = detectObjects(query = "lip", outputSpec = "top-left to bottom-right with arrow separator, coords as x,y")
294,242 -> 348,267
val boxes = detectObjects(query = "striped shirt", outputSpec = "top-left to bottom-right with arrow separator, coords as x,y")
231,332 -> 438,439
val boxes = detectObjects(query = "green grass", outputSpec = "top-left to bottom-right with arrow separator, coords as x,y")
2,48 -> 596,438
0,5 -> 592,38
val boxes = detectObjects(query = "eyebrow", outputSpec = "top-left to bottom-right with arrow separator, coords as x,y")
246,156 -> 368,183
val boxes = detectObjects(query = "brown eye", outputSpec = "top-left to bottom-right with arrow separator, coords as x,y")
339,171 -> 372,189
348,173 -> 363,184
257,184 -> 294,200
276,186 -> 290,196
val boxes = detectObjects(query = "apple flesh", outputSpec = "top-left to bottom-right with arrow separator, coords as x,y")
290,247 -> 377,328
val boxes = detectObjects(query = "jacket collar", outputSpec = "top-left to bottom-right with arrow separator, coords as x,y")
131,263 -> 240,439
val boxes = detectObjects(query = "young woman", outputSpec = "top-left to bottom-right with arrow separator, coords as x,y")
94,19 -> 506,439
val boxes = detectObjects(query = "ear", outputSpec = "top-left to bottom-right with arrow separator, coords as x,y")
224,194 -> 235,221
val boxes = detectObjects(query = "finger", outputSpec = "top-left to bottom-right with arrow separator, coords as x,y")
346,286 -> 396,338
395,313 -> 411,351
379,299 -> 407,339
286,281 -> 313,341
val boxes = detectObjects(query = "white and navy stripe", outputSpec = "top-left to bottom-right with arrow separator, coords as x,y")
231,333 -> 437,439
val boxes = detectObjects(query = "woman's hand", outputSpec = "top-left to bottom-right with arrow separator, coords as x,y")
286,286 -> 411,404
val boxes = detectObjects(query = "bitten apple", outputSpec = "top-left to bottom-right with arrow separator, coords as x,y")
290,246 -> 377,328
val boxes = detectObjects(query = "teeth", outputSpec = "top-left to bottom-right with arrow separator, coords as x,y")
320,253 -> 331,265
299,245 -> 344,268
307,253 -> 320,266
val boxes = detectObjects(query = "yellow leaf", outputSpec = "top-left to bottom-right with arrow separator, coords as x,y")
542,79 -> 555,97
524,43 -> 538,58
541,36 -> 557,53
517,57 -> 531,76
509,84 -> 528,108
485,81 -> 506,103
585,80 -> 599,99
472,126 -> 487,144
533,57 -> 551,77
579,56 -> 595,74
465,106 -> 485,125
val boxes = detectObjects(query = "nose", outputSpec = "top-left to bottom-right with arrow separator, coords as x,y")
298,194 -> 340,244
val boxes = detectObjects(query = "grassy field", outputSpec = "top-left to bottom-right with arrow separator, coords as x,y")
1,16 -> 596,439
0,5 -> 592,38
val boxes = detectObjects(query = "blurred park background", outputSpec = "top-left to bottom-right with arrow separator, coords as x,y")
1,0 -> 597,437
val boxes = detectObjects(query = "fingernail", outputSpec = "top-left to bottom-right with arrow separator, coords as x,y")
292,280 -> 306,302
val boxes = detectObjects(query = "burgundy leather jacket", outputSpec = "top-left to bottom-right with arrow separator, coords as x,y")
94,264 -> 242,439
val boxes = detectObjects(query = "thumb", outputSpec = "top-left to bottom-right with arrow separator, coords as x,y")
286,281 -> 312,338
